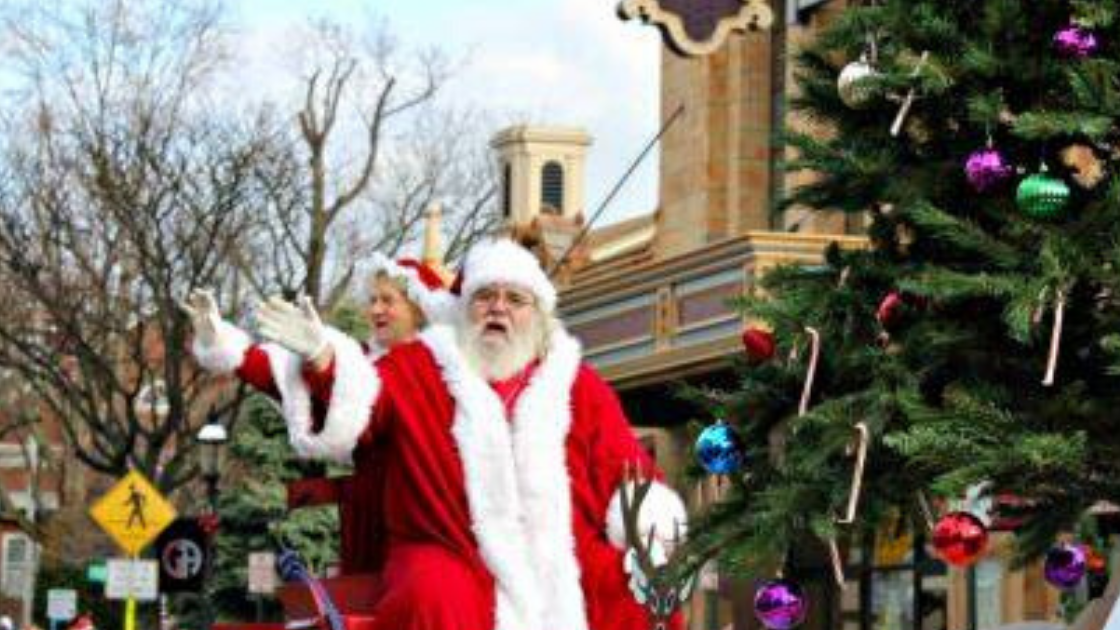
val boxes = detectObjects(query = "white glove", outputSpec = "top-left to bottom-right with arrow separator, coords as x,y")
180,288 -> 223,346
255,295 -> 330,361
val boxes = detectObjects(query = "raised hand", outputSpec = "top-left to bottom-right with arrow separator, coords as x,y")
256,295 -> 330,361
180,288 -> 222,346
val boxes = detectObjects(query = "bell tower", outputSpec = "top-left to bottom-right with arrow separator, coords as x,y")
490,126 -> 592,275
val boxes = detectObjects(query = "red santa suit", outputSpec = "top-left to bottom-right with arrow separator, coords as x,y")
191,243 -> 687,630
198,255 -> 453,575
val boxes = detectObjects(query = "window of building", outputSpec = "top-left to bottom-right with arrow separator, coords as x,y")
502,162 -> 512,218
1,532 -> 32,597
541,161 -> 564,214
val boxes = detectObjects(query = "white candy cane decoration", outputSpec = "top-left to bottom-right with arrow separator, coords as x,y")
1042,288 -> 1066,387
828,538 -> 847,588
890,51 -> 930,137
828,422 -> 871,589
798,327 -> 821,417
916,491 -> 936,532
837,422 -> 870,525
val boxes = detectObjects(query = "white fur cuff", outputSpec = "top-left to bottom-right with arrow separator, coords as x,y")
192,320 -> 252,374
606,480 -> 688,550
268,328 -> 380,465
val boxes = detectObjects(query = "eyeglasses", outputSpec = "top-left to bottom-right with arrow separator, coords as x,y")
470,287 -> 535,310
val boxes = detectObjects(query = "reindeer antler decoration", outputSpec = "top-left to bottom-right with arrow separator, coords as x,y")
619,465 -> 697,630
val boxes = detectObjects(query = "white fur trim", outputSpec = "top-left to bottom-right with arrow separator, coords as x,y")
419,324 -> 588,630
510,328 -> 588,630
605,480 -> 688,551
369,253 -> 454,324
461,239 -> 557,313
263,328 -> 379,465
420,325 -> 543,630
192,320 -> 252,374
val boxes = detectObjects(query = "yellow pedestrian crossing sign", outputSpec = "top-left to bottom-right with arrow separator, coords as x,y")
90,469 -> 177,556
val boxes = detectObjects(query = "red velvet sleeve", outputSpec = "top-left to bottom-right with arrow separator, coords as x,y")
301,357 -> 337,403
583,367 -> 661,497
235,345 -> 280,399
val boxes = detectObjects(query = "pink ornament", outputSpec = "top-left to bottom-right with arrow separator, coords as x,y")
1054,25 -> 1099,58
965,148 -> 1013,192
754,579 -> 808,629
876,291 -> 904,328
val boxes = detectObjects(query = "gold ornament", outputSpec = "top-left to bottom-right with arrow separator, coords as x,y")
895,223 -> 916,255
904,116 -> 933,146
1060,143 -> 1106,189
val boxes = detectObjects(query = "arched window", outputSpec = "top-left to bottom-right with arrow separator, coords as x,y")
502,162 -> 512,218
540,161 -> 564,214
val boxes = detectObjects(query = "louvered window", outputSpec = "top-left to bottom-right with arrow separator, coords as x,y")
502,163 -> 512,218
540,161 -> 564,214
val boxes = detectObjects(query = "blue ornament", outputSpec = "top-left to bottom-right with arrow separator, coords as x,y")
696,421 -> 744,474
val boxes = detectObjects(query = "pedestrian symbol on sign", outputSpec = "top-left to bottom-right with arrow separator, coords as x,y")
125,483 -> 148,530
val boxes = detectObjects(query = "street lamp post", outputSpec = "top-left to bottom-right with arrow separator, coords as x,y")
197,418 -> 227,510
196,413 -> 228,630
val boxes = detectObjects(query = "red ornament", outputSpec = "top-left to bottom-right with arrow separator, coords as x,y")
741,328 -> 776,362
876,291 -> 904,327
1084,544 -> 1108,574
198,513 -> 221,536
932,511 -> 989,566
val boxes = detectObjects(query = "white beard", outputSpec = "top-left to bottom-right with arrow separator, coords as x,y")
459,313 -> 543,381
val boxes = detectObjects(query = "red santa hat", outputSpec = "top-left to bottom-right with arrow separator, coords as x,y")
456,239 -> 557,313
369,253 -> 455,322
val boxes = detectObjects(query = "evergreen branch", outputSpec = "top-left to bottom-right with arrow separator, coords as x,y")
1071,2 -> 1117,29
1013,111 -> 1113,140
899,269 -> 1019,301
901,201 -> 1020,268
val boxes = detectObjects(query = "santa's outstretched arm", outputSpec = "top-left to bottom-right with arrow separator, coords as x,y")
185,290 -> 381,464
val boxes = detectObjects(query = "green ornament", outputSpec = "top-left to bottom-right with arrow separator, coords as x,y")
1015,173 -> 1070,219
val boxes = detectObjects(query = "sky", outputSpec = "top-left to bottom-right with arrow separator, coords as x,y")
230,0 -> 665,228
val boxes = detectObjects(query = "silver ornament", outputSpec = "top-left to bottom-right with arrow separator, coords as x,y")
837,59 -> 879,109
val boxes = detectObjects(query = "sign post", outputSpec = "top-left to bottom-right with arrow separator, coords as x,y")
89,469 -> 177,630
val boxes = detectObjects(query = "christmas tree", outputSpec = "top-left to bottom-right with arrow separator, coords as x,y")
684,0 -> 1120,616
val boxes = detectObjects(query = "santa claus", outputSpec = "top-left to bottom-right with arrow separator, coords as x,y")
186,239 -> 687,630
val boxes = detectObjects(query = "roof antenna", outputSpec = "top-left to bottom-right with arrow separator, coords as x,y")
548,103 -> 686,278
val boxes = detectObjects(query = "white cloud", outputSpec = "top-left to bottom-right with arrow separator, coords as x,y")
227,0 -> 664,226
438,0 -> 662,224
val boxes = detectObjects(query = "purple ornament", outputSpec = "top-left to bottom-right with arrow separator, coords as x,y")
754,579 -> 808,630
1054,25 -> 1099,58
965,148 -> 1013,192
1044,543 -> 1087,590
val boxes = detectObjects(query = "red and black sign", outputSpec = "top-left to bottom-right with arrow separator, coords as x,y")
154,518 -> 209,593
